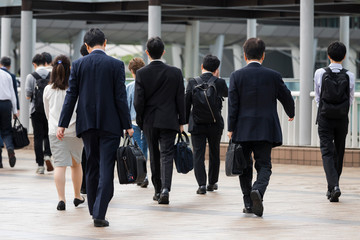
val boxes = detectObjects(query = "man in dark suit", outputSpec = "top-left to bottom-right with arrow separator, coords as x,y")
227,38 -> 294,217
185,54 -> 228,194
57,28 -> 133,227
134,37 -> 185,204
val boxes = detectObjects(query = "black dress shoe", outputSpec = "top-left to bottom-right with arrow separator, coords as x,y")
158,188 -> 169,204
81,188 -> 87,194
94,219 -> 109,227
207,183 -> 218,192
57,201 -> 66,211
140,178 -> 149,188
153,192 -> 160,201
243,207 -> 253,214
329,186 -> 341,202
74,197 -> 85,207
0,162 -> 3,168
8,149 -> 16,168
196,185 -> 206,194
250,190 -> 263,217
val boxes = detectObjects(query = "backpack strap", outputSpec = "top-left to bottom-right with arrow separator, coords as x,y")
194,76 -> 203,85
31,72 -> 42,81
207,75 -> 218,85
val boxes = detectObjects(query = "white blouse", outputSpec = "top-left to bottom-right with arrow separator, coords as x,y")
43,84 -> 77,137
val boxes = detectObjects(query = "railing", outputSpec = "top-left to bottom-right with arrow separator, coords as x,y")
220,92 -> 360,148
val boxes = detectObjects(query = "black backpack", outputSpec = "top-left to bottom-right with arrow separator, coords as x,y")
31,72 -> 50,114
191,76 -> 221,124
318,67 -> 350,119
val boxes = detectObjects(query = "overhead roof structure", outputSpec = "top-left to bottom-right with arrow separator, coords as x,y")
1,0 -> 360,47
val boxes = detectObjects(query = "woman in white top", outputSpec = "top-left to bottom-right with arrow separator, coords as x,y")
43,55 -> 84,211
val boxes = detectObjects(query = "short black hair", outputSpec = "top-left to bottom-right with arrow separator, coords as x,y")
83,28 -> 106,48
0,56 -> 11,67
146,37 -> 164,59
80,44 -> 89,57
32,54 -> 46,66
202,54 -> 220,72
327,41 -> 346,62
42,52 -> 52,64
243,38 -> 266,60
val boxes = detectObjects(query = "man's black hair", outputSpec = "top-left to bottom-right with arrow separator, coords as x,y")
243,38 -> 266,60
146,37 -> 164,59
32,54 -> 46,66
83,28 -> 106,48
0,56 -> 11,67
202,54 -> 220,72
41,52 -> 52,64
327,41 -> 346,62
80,44 -> 89,56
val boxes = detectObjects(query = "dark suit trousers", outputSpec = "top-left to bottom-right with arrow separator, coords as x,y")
239,141 -> 272,207
143,126 -> 177,193
318,116 -> 348,191
82,129 -> 120,220
191,127 -> 222,186
31,111 -> 52,166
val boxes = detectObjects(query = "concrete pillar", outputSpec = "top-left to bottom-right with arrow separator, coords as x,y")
1,17 -> 12,57
290,46 -> 300,79
232,44 -> 244,70
72,30 -> 86,61
340,16 -> 350,69
211,35 -> 225,62
171,43 -> 182,70
192,21 -> 200,77
299,0 -> 314,146
347,48 -> 357,75
20,0 -> 33,129
32,19 -> 36,61
247,19 -> 257,39
148,0 -> 161,39
184,24 -> 193,79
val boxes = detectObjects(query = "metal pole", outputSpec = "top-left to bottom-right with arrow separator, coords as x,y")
299,0 -> 314,146
148,0 -> 161,39
339,16 -> 350,69
192,21 -> 200,77
1,17 -> 12,57
20,1 -> 33,129
72,30 -> 86,61
184,24 -> 193,79
247,19 -> 257,39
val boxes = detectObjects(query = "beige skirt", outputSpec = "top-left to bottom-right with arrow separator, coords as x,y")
49,135 -> 83,167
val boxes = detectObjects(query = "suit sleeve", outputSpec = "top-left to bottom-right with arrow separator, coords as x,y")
185,79 -> 194,124
58,62 -> 79,128
176,69 -> 186,125
220,78 -> 228,98
227,72 -> 239,132
134,71 -> 145,129
114,61 -> 131,130
276,75 -> 295,118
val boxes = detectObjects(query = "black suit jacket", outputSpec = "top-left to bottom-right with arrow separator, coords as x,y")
185,72 -> 228,133
58,50 -> 131,137
134,61 -> 185,131
228,62 -> 294,146
1,67 -> 19,110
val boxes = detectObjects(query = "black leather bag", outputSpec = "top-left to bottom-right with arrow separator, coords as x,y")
173,131 -> 193,174
225,139 -> 246,176
12,117 -> 30,149
116,134 -> 147,184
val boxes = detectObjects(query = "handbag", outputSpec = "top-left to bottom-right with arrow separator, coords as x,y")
116,134 -> 147,184
225,139 -> 247,176
173,131 -> 193,174
11,117 -> 30,149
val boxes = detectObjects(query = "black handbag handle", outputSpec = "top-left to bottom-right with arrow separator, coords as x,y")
123,133 -> 139,147
13,116 -> 22,128
177,131 -> 190,144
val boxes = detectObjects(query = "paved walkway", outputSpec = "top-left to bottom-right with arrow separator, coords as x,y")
0,149 -> 359,240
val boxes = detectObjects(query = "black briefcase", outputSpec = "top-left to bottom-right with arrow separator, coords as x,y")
173,131 -> 193,174
225,139 -> 246,176
116,134 -> 147,184
12,117 -> 30,149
